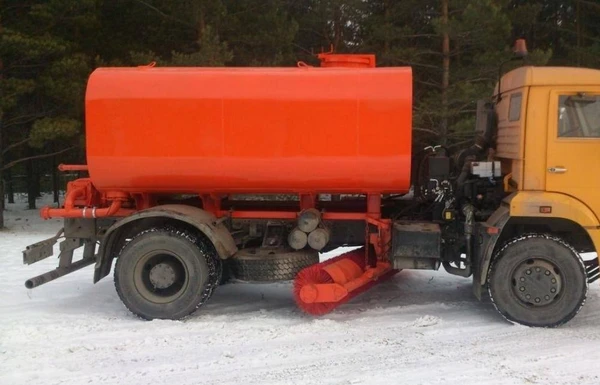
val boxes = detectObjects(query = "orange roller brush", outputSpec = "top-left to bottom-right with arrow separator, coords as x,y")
293,248 -> 398,315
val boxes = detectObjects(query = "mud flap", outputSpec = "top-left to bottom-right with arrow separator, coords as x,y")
472,205 -> 511,300
472,223 -> 492,300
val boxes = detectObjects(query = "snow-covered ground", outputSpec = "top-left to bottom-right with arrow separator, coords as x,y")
1,195 -> 599,385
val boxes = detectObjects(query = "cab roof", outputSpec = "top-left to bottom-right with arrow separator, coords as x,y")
497,66 -> 600,94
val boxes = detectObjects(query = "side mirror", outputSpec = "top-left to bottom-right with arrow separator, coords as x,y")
475,100 -> 497,148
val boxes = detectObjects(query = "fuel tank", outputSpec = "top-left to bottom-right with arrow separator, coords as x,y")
85,63 -> 412,194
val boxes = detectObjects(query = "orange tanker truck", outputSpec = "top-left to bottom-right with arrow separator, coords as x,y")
23,42 -> 600,327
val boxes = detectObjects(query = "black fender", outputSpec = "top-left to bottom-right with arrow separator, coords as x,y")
94,205 -> 237,283
472,204 -> 510,300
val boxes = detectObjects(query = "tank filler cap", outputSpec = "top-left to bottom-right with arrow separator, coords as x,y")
317,53 -> 376,68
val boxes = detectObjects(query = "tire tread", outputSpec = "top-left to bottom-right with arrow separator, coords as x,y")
487,233 -> 588,327
114,226 -> 219,320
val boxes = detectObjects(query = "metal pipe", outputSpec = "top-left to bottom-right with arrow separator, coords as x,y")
308,228 -> 330,251
24,257 -> 96,289
288,227 -> 308,250
58,164 -> 89,172
217,210 -> 369,221
297,208 -> 321,233
41,199 -> 127,219
64,187 -> 86,209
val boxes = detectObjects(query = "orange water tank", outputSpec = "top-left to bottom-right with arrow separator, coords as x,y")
85,63 -> 412,194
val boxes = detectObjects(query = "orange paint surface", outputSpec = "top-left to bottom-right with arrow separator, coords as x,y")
85,65 -> 412,194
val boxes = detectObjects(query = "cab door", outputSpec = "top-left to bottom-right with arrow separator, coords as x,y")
546,89 -> 600,218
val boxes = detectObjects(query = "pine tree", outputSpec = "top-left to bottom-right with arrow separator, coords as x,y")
289,0 -> 366,64
421,0 -> 550,144
126,0 -> 232,66
0,0 -> 96,223
507,0 -> 600,68
221,0 -> 298,66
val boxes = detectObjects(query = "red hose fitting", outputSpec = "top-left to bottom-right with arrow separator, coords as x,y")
40,179 -> 131,220
41,200 -> 124,219
63,187 -> 87,209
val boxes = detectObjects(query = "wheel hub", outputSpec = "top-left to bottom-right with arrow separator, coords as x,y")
134,252 -> 188,303
149,262 -> 177,289
512,259 -> 562,307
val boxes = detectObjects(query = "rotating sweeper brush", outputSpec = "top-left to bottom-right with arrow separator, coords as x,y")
293,247 -> 398,315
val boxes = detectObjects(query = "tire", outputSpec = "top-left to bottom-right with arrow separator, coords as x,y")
488,234 -> 588,327
230,248 -> 319,282
114,227 -> 218,320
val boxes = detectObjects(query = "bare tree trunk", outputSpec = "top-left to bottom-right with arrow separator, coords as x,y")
27,159 -> 36,210
33,160 -> 41,198
0,16 -> 4,228
6,168 -> 14,204
383,1 -> 390,56
52,156 -> 59,204
441,0 -> 450,145
0,173 -> 4,228
197,7 -> 205,41
333,6 -> 342,51
0,119 -> 4,227
577,0 -> 581,66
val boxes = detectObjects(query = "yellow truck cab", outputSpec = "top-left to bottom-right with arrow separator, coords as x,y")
475,65 -> 600,324
497,66 -> 600,233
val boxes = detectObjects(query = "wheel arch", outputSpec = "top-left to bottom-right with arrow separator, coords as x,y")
94,205 -> 237,283
475,192 -> 600,296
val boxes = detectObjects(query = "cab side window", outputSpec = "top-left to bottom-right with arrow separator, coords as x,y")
558,94 -> 600,138
508,93 -> 522,122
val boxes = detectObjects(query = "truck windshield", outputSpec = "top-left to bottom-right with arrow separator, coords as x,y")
558,94 -> 600,138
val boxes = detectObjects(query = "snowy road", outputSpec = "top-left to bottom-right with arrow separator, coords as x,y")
1,199 -> 600,385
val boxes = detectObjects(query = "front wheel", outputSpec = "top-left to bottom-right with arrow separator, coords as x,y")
488,234 -> 588,327
114,227 -> 218,320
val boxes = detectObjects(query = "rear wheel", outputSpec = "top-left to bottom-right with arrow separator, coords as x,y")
488,234 -> 588,327
114,227 -> 218,320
